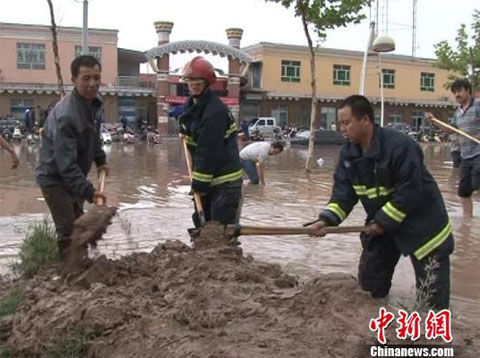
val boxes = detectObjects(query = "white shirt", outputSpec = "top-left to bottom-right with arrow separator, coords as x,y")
240,142 -> 271,163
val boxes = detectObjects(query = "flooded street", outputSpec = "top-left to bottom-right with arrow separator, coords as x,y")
0,139 -> 478,323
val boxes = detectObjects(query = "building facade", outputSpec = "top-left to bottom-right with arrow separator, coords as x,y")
241,42 -> 457,129
0,22 -> 154,125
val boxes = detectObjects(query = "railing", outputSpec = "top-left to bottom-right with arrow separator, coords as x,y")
117,76 -> 140,87
117,76 -> 156,89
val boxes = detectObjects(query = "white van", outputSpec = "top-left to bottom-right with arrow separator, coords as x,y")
248,117 -> 281,137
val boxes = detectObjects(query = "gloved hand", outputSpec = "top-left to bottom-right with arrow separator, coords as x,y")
362,221 -> 384,236
309,220 -> 327,237
97,164 -> 110,177
93,191 -> 107,205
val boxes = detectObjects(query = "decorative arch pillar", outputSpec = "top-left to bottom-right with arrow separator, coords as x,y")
146,39 -> 253,131
154,21 -> 173,135
226,28 -> 243,120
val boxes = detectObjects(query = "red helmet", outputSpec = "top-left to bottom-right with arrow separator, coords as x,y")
182,56 -> 216,85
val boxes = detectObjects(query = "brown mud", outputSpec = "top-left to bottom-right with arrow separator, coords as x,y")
1,230 -> 479,358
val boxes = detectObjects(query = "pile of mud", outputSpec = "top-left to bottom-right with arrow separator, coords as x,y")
1,228 -> 479,357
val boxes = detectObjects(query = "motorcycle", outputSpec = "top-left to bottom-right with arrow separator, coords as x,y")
147,130 -> 161,144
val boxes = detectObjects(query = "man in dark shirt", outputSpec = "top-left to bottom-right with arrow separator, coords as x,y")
36,55 -> 108,260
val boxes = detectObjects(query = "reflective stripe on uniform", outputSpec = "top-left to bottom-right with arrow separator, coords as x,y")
381,201 -> 406,223
192,171 -> 213,183
224,122 -> 237,138
326,202 -> 347,222
185,135 -> 197,146
353,185 -> 394,199
413,221 -> 452,260
211,169 -> 243,186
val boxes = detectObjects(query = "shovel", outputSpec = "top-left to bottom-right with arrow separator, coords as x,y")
64,169 -> 117,275
181,135 -> 206,226
430,116 -> 480,144
189,221 -> 367,241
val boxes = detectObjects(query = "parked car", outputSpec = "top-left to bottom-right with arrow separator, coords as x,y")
248,117 -> 282,137
290,129 -> 345,146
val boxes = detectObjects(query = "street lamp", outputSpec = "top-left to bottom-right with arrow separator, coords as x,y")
359,21 -> 376,96
74,0 -> 89,54
373,35 -> 395,127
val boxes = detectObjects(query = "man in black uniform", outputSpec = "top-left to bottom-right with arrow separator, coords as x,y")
312,95 -> 454,310
179,56 -> 243,228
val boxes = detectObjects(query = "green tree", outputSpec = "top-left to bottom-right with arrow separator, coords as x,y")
265,0 -> 370,170
434,9 -> 480,93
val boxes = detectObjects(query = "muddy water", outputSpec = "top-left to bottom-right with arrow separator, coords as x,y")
0,140 -> 478,322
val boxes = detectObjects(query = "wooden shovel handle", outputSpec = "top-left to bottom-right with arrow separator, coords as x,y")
181,136 -> 206,225
431,117 -> 480,145
96,169 -> 107,205
226,225 -> 367,236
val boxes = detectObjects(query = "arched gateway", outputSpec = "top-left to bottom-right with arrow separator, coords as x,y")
145,22 -> 253,134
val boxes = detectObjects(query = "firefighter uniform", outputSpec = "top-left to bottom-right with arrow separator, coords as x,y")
179,89 -> 243,228
319,126 -> 454,309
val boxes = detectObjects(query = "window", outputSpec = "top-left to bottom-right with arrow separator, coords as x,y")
267,119 -> 274,126
271,105 -> 288,127
333,65 -> 351,86
10,98 -> 35,120
320,107 -> 336,130
251,62 -> 262,88
75,46 -> 102,62
381,69 -> 395,89
300,106 -> 310,128
374,109 -> 381,125
420,72 -> 435,92
281,60 -> 300,82
17,43 -> 45,70
388,113 -> 402,124
412,111 -> 424,130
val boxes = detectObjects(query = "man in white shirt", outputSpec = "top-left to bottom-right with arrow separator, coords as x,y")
239,141 -> 283,185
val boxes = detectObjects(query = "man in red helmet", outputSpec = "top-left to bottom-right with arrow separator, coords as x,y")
179,56 -> 243,228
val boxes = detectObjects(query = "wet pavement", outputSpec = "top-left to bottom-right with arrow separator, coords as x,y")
0,139 -> 478,323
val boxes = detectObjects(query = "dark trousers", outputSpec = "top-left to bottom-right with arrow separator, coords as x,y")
240,159 -> 259,184
450,150 -> 461,169
192,184 -> 242,228
358,233 -> 452,310
41,185 -> 84,259
458,154 -> 480,197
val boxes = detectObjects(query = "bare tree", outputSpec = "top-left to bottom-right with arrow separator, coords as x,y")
46,0 -> 65,96
266,0 -> 370,170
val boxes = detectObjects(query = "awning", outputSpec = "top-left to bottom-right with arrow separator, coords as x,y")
265,92 -> 455,108
165,96 -> 239,105
0,83 -> 155,97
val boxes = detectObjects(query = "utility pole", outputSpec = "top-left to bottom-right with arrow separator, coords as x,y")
82,0 -> 88,54
412,0 -> 417,59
